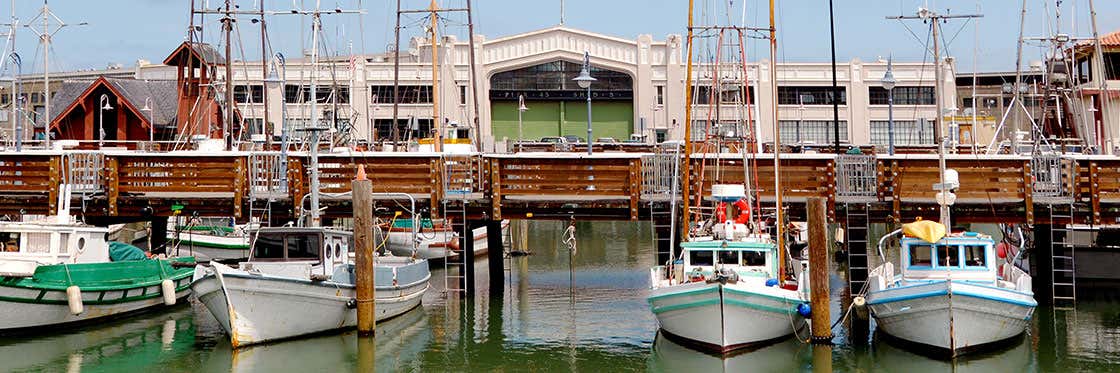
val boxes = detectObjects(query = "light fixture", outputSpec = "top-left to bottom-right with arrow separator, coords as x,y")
573,63 -> 595,89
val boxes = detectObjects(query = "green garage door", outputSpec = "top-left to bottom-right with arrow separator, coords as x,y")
491,101 -> 632,142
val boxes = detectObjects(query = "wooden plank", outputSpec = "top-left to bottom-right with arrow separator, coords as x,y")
490,158 -> 502,219
826,160 -> 836,222
108,157 -> 119,216
891,161 -> 900,224
430,159 -> 441,218
233,157 -> 245,219
1022,161 -> 1033,225
1090,162 -> 1101,225
47,156 -> 59,214
629,159 -> 640,221
288,158 -> 304,218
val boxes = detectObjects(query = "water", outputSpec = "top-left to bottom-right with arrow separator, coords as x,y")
2,221 -> 1120,372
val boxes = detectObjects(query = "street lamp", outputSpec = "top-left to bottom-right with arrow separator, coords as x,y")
141,97 -> 154,142
98,94 -> 114,147
517,94 -> 528,152
881,57 -> 897,155
572,51 -> 596,155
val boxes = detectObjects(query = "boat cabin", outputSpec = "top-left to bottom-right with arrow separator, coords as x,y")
0,222 -> 110,277
677,240 -> 777,282
245,227 -> 351,279
418,121 -> 475,153
899,233 -> 997,283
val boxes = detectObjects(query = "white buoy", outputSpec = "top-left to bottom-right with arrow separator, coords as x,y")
161,279 -> 176,306
66,286 -> 83,315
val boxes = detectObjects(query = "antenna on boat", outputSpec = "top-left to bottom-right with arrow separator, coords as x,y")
889,8 -> 981,228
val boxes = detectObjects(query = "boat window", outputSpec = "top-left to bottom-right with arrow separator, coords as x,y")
718,250 -> 738,265
963,245 -> 987,267
936,245 -> 961,268
908,244 -> 932,266
25,233 -> 50,253
741,251 -> 766,266
1,232 -> 18,252
690,250 -> 714,266
286,234 -> 321,260
58,233 -> 69,253
253,234 -> 284,259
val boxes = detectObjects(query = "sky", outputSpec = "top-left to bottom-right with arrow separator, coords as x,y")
1,0 -> 1119,75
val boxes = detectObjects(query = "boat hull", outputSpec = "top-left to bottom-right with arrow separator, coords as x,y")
0,259 -> 195,332
648,281 -> 806,353
867,280 -> 1036,355
385,221 -> 507,260
194,262 -> 429,348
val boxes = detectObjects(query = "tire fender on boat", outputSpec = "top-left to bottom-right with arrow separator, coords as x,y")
66,285 -> 83,315
161,279 -> 177,306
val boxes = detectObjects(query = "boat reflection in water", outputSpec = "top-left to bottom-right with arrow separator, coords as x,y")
0,306 -> 196,372
200,306 -> 430,372
648,332 -> 809,372
872,332 -> 1032,372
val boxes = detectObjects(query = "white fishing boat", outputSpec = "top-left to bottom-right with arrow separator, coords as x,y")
0,212 -> 193,333
383,219 -> 508,261
648,184 -> 810,353
191,227 -> 430,348
865,220 -> 1036,356
166,217 -> 255,251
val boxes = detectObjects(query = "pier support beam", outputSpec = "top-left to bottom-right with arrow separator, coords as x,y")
457,220 -> 477,296
487,219 -> 504,297
149,216 -> 168,254
808,197 -> 832,344
353,170 -> 376,336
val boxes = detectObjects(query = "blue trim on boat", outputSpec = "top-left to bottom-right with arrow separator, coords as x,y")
869,288 -> 1037,307
647,286 -> 719,303
650,298 -> 720,314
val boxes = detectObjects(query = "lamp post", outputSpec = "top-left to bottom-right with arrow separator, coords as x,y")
141,97 -> 154,142
516,94 -> 528,152
881,57 -> 897,155
573,51 -> 596,155
98,94 -> 113,147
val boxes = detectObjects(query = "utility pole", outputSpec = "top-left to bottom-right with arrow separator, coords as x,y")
25,1 -> 85,149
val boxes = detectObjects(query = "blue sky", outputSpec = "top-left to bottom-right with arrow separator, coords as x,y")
2,0 -> 1119,74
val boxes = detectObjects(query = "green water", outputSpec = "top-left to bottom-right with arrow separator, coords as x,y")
1,221 -> 1119,372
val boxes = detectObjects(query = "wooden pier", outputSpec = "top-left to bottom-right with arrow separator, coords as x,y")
1,149 -> 1117,225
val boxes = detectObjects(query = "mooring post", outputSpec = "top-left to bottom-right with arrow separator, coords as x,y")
460,220 -> 477,296
487,219 -> 504,297
353,166 -> 376,336
808,197 -> 832,344
149,216 -> 169,254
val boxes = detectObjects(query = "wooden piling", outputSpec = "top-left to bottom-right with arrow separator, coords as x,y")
808,197 -> 832,343
353,166 -> 376,336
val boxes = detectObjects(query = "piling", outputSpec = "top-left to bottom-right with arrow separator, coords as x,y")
353,166 -> 376,336
149,217 -> 168,254
808,197 -> 832,343
458,220 -> 477,296
487,219 -> 504,297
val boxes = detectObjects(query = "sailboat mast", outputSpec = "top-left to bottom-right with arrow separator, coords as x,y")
309,10 -> 322,227
933,14 -> 950,228
223,0 -> 234,150
1089,0 -> 1113,154
430,0 -> 441,152
1011,0 -> 1027,151
260,0 -> 270,147
680,0 -> 696,242
769,0 -> 785,280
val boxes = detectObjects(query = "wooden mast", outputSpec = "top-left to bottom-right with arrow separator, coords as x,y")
769,0 -> 785,282
430,0 -> 441,152
680,0 -> 696,242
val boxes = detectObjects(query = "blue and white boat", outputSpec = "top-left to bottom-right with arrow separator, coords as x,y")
865,223 -> 1036,356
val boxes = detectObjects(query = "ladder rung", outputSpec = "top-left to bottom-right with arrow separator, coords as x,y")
1052,296 -> 1076,300
1053,282 -> 1076,286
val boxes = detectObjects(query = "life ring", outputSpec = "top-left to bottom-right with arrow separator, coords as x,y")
688,271 -> 706,283
715,199 -> 752,224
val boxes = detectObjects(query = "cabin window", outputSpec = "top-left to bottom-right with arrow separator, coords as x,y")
58,233 -> 69,253
1,232 -> 19,252
253,234 -> 284,259
690,250 -> 714,266
908,244 -> 932,267
936,245 -> 961,268
25,233 -> 50,253
285,235 -> 321,260
963,245 -> 987,268
741,251 -> 766,266
718,250 -> 738,265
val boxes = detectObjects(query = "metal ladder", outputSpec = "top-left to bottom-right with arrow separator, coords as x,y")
846,203 -> 871,293
1049,204 -> 1079,307
248,153 -> 287,227
441,155 -> 475,296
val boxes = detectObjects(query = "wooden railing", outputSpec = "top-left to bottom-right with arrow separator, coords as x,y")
0,150 -> 1112,224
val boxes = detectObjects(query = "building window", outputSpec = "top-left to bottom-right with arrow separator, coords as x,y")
778,120 -> 848,144
868,86 -> 934,105
691,85 -> 755,105
373,117 -> 434,140
1077,56 -> 1093,84
488,60 -> 633,101
870,120 -> 934,145
233,85 -> 264,104
370,85 -> 432,104
691,120 -> 754,141
778,86 -> 846,105
30,92 -> 40,104
284,85 -> 349,104
655,85 -> 665,106
1105,52 -> 1120,80
459,85 -> 468,105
